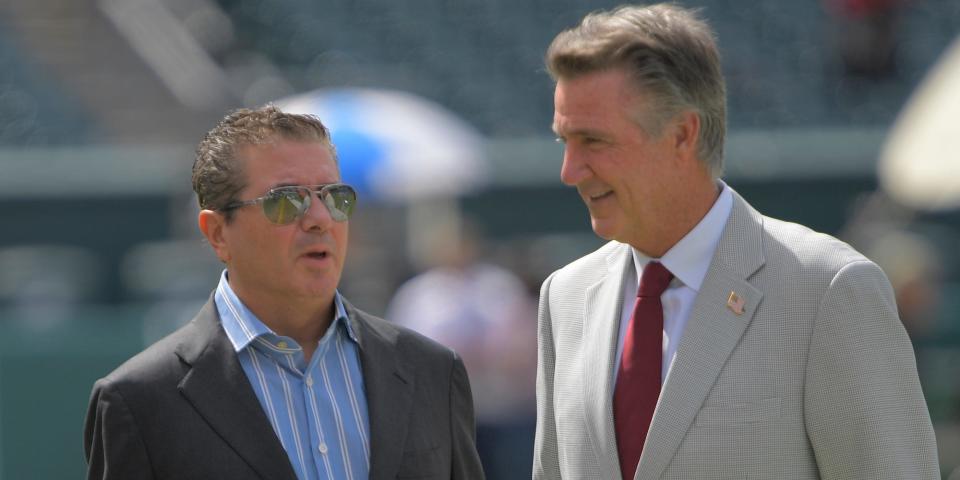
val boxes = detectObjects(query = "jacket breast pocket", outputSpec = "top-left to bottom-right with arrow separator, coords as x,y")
396,445 -> 444,479
694,397 -> 781,427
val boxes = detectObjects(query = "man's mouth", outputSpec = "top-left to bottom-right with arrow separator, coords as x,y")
588,190 -> 614,201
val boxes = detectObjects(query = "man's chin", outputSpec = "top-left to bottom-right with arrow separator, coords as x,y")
590,218 -> 618,241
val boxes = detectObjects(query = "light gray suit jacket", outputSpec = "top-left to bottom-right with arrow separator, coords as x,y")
534,191 -> 939,479
85,296 -> 484,479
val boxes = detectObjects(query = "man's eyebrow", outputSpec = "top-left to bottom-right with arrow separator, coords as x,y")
557,127 -> 607,139
269,182 -> 300,190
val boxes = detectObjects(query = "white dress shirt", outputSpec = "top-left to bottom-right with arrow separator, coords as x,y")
614,182 -> 734,384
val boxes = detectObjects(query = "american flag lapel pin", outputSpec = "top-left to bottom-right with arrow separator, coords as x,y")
727,291 -> 745,315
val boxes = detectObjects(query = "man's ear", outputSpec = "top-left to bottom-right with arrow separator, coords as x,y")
671,110 -> 701,159
198,210 -> 230,263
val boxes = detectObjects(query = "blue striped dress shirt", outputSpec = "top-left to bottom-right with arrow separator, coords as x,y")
214,271 -> 370,480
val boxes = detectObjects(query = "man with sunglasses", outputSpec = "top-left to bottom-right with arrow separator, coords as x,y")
84,106 -> 485,479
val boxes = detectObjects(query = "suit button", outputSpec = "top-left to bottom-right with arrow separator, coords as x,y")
306,376 -> 314,386
318,442 -> 328,454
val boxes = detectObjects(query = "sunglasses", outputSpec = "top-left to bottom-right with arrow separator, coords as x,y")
221,183 -> 357,225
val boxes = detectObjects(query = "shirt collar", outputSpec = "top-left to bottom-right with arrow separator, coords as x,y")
214,270 -> 356,353
632,181 -> 734,292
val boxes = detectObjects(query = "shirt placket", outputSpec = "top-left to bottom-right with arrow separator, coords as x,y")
259,337 -> 320,480
306,329 -> 339,479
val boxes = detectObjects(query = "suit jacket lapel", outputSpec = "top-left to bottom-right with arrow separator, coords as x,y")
583,243 -> 633,480
176,298 -> 297,480
635,192 -> 766,479
347,302 -> 415,479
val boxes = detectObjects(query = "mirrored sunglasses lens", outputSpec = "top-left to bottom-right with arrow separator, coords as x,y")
263,190 -> 307,224
323,185 -> 356,222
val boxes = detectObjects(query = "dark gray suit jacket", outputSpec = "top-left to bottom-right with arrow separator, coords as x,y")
84,296 -> 485,479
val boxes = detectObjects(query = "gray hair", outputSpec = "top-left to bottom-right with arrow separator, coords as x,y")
546,3 -> 726,176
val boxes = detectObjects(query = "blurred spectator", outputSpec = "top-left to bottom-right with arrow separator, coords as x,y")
386,219 -> 537,479
824,0 -> 905,78
840,191 -> 945,339
864,230 -> 943,338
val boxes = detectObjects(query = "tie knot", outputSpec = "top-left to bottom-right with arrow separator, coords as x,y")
638,262 -> 673,298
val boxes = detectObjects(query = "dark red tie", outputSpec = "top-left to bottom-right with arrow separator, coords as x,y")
614,261 -> 673,480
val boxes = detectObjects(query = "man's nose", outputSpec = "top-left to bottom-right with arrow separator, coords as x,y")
300,191 -> 334,230
560,146 -> 590,186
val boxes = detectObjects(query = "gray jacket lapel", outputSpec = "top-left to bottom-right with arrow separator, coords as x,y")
636,192 -> 766,479
347,302 -> 416,480
583,243 -> 633,480
176,299 -> 297,480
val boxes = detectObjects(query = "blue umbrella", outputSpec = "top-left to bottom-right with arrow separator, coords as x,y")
274,88 -> 488,203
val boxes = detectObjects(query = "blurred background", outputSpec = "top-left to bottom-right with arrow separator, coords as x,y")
1,0 -> 958,477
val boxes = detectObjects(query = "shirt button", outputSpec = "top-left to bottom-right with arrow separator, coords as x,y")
318,442 -> 328,454
306,376 -> 314,386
